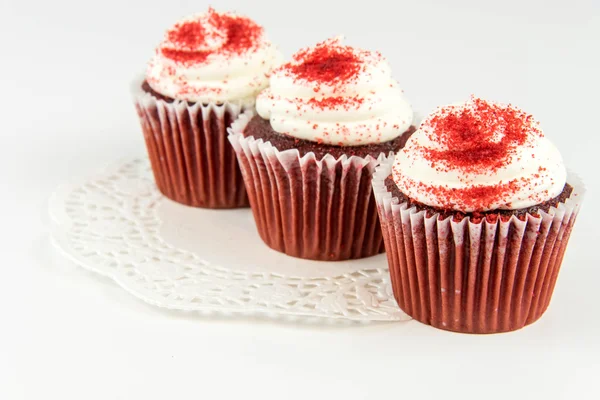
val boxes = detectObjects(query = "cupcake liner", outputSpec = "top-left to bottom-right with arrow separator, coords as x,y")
228,111 -> 391,261
132,78 -> 250,208
373,157 -> 585,334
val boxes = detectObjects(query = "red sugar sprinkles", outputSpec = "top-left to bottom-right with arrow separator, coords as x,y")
160,8 -> 264,65
276,38 -> 382,91
286,40 -> 362,85
306,95 -> 365,110
272,39 -> 383,141
403,176 -> 527,212
422,97 -> 542,174
395,98 -> 552,211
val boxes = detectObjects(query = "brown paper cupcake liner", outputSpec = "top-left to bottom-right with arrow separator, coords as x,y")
132,78 -> 250,208
373,157 -> 585,334
228,111 -> 391,261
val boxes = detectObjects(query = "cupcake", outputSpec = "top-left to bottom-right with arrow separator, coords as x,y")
133,8 -> 281,208
373,97 -> 584,334
228,37 -> 416,261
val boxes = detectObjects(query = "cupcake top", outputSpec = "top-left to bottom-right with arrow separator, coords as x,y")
392,97 -> 567,212
256,37 -> 413,146
146,8 -> 282,103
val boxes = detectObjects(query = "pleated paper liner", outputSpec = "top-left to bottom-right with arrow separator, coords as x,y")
372,157 -> 585,334
132,78 -> 250,208
228,110 -> 390,261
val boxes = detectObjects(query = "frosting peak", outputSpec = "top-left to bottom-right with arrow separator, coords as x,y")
146,8 -> 282,103
256,37 -> 413,146
393,97 -> 567,212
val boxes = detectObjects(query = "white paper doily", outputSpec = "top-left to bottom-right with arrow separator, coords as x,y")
48,158 -> 409,322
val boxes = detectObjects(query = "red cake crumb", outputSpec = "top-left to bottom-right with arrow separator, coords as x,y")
485,214 -> 498,224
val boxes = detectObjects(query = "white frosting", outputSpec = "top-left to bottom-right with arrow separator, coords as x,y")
256,37 -> 413,146
146,9 -> 282,103
393,99 -> 567,212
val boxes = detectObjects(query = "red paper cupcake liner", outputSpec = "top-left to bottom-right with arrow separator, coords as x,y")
132,79 -> 250,208
228,111 -> 390,261
372,157 -> 585,334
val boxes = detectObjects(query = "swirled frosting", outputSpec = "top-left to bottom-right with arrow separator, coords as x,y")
392,97 -> 567,212
146,8 -> 282,103
256,37 -> 413,146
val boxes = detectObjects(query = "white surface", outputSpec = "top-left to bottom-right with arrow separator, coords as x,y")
1,0 -> 599,399
49,158 -> 409,321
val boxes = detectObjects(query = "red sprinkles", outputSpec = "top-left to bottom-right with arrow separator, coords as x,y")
394,97 -> 554,211
160,8 -> 264,65
273,39 -> 377,115
166,20 -> 208,50
306,95 -> 364,110
279,38 -> 370,87
422,97 -> 541,173
410,177 -> 524,211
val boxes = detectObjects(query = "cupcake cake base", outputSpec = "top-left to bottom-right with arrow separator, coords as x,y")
244,115 -> 416,160
133,80 -> 250,209
373,158 -> 585,334
229,113 -> 417,261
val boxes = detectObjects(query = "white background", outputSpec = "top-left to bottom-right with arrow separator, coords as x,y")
1,0 -> 599,399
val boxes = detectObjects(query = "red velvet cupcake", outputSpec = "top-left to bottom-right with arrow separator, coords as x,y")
229,38 -> 416,261
132,8 -> 281,208
373,97 -> 585,333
